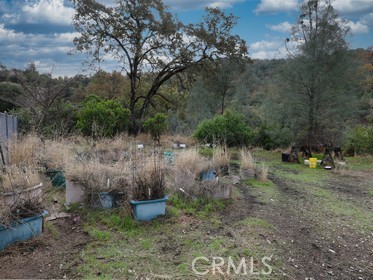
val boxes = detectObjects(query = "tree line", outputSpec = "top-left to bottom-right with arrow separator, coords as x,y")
0,0 -> 371,153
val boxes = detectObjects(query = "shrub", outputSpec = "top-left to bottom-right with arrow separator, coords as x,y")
193,110 -> 252,147
77,95 -> 130,138
343,125 -> 373,155
253,125 -> 292,150
143,113 -> 168,144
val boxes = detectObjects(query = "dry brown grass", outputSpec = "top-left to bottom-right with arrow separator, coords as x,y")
1,134 -> 45,224
7,133 -> 42,167
332,160 -> 349,175
64,157 -> 132,193
257,162 -> 269,182
0,166 -> 41,192
171,148 -> 227,198
94,134 -> 133,152
134,133 -> 152,144
212,147 -> 230,167
164,134 -> 195,147
41,138 -> 73,169
175,149 -> 211,176
132,157 -> 166,200
240,148 -> 256,170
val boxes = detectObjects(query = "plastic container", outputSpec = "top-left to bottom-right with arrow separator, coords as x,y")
309,158 -> 317,168
46,170 -> 66,188
163,151 -> 175,165
91,192 -> 113,208
65,180 -> 87,206
0,211 -> 47,250
200,170 -> 217,181
0,183 -> 43,207
130,196 -> 168,221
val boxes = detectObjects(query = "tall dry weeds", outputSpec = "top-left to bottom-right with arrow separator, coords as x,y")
41,138 -> 73,169
212,147 -> 230,167
64,158 -> 131,193
258,162 -> 269,182
0,166 -> 41,192
7,133 -> 42,167
132,156 -> 166,200
175,149 -> 211,176
240,149 -> 256,170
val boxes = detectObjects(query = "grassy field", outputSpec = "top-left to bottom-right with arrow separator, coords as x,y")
0,150 -> 372,279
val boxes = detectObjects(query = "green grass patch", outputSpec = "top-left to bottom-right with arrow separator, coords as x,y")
244,179 -> 277,195
310,186 -> 332,198
308,188 -> 373,232
87,228 -> 112,242
169,195 -> 230,218
78,242 -> 128,279
140,238 -> 153,250
166,205 -> 181,217
242,178 -> 281,205
275,166 -> 326,184
199,147 -> 213,158
246,179 -> 275,188
344,156 -> 373,171
85,209 -> 142,236
44,222 -> 59,239
208,238 -> 226,251
239,217 -> 274,229
43,186 -> 66,205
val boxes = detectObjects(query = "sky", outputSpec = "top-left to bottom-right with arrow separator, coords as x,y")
0,0 -> 372,77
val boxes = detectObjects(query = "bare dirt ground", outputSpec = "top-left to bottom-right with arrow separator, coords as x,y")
0,157 -> 372,279
263,175 -> 372,279
0,217 -> 89,279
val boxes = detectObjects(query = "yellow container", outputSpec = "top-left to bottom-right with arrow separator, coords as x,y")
309,158 -> 317,168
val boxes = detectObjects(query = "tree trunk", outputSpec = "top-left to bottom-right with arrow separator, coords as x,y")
221,90 -> 226,114
307,92 -> 315,148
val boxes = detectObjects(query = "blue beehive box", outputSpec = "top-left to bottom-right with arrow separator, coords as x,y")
163,152 -> 175,165
200,170 -> 217,181
0,212 -> 46,250
130,196 -> 168,221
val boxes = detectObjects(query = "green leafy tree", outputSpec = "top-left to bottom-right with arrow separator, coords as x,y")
202,59 -> 247,114
283,0 -> 355,146
0,82 -> 23,111
143,113 -> 168,144
72,0 -> 247,135
82,70 -> 130,100
343,125 -> 373,155
357,48 -> 373,123
193,110 -> 252,147
77,95 -> 130,138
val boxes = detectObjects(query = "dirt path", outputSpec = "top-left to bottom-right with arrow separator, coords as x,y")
243,169 -> 373,279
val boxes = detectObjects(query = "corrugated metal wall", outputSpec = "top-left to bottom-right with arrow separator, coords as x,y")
0,113 -> 18,140
0,113 -> 18,165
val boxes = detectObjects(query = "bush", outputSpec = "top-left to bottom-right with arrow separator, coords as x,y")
343,125 -> 373,155
143,113 -> 168,144
77,95 -> 130,138
253,125 -> 292,150
193,110 -> 252,147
